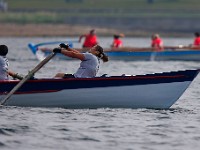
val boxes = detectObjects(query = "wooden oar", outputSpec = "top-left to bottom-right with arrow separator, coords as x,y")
0,52 -> 56,106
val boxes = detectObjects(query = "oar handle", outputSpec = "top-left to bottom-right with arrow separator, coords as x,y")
0,52 -> 56,106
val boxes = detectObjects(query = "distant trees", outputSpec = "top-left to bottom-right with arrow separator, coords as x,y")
147,0 -> 178,4
65,0 -> 83,3
147,0 -> 154,4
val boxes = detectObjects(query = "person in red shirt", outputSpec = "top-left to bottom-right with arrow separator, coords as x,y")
111,33 -> 124,48
151,34 -> 164,51
193,32 -> 200,47
79,29 -> 98,48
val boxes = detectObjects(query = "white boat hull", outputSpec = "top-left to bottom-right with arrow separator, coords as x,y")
1,69 -> 198,109
5,81 -> 191,109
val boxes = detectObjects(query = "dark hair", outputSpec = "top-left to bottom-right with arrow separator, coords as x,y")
90,29 -> 96,34
114,35 -> 120,39
195,32 -> 200,37
95,45 -> 109,62
0,45 -> 8,56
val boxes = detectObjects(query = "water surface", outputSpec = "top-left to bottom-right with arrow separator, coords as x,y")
0,37 -> 200,150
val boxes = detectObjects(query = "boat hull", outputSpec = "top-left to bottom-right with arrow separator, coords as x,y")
0,70 -> 199,109
5,81 -> 191,109
106,51 -> 200,61
28,43 -> 200,61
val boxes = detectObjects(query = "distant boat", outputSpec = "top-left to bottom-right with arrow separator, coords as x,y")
28,42 -> 200,61
0,69 -> 199,109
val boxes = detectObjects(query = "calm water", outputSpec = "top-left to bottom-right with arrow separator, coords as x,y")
0,37 -> 200,150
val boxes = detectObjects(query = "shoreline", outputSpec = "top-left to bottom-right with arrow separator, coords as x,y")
0,23 -> 125,37
0,23 -> 192,37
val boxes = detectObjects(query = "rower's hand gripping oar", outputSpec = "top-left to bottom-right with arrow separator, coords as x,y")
0,52 -> 56,106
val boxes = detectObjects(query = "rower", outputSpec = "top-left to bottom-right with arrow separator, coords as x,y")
0,45 -> 23,80
111,33 -> 124,48
53,43 -> 109,78
79,29 -> 99,48
151,34 -> 164,51
192,32 -> 200,47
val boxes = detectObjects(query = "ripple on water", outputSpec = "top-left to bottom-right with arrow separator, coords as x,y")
0,37 -> 200,150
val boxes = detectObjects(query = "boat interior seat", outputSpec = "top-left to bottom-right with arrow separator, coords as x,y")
121,74 -> 132,76
100,74 -> 133,78
100,74 -> 108,77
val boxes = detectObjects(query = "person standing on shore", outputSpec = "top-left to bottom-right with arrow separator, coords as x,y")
53,43 -> 108,78
111,33 -> 124,48
79,29 -> 98,48
0,45 -> 23,80
151,34 -> 164,51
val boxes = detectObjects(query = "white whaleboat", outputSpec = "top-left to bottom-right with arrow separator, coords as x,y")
0,69 -> 199,109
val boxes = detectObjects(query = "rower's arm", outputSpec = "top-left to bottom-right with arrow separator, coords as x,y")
66,47 -> 81,53
61,49 -> 85,61
79,34 -> 86,42
7,70 -> 23,80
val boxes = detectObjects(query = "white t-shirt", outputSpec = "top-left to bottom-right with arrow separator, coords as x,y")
74,53 -> 100,78
0,56 -> 9,80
